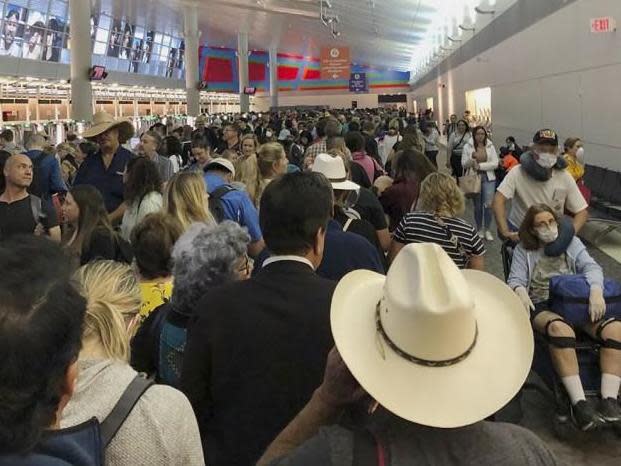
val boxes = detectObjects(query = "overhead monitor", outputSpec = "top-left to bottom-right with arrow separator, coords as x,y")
88,65 -> 108,80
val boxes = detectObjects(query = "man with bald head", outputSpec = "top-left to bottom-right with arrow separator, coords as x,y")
25,133 -> 67,200
0,154 -> 60,241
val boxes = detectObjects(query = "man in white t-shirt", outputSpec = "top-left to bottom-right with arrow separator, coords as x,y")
493,129 -> 588,242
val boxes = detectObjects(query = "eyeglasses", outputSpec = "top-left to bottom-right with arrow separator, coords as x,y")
237,254 -> 250,274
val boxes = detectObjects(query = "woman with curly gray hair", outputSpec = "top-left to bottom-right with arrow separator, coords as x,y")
130,221 -> 251,387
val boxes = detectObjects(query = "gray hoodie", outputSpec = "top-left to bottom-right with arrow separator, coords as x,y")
507,237 -> 604,292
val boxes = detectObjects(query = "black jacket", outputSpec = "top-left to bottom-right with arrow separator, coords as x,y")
180,260 -> 336,466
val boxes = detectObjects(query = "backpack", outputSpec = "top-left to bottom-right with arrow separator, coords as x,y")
209,184 -> 237,223
342,206 -> 361,232
0,375 -> 153,466
29,151 -> 51,199
30,195 -> 44,224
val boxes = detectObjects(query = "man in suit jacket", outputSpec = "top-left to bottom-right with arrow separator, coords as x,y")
181,172 -> 336,466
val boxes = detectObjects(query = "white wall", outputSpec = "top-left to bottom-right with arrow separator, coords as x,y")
253,93 -> 378,111
252,88 -> 413,112
411,0 -> 621,171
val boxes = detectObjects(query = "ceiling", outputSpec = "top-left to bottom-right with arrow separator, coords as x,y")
96,0 -> 518,73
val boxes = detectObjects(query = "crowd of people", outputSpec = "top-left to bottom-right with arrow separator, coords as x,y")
0,104 -> 616,466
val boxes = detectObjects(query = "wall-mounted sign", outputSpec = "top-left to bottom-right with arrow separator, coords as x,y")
320,46 -> 350,80
349,72 -> 368,93
591,17 -> 616,33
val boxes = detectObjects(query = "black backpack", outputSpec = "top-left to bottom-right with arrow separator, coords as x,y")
209,184 -> 236,223
0,375 -> 153,466
29,151 -> 51,199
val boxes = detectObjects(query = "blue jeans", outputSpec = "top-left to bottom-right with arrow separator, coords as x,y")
472,172 -> 495,231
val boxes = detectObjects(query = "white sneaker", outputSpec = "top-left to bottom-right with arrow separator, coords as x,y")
477,230 -> 485,239
485,230 -> 494,241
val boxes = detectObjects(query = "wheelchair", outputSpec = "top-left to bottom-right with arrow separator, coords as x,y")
500,241 -> 617,438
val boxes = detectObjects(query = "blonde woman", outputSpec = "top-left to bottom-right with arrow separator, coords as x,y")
389,172 -> 485,270
60,261 -> 204,466
235,133 -> 260,201
163,171 -> 215,231
254,142 -> 288,207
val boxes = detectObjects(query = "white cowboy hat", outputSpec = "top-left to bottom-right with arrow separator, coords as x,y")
331,243 -> 533,428
312,153 -> 359,191
82,111 -> 135,142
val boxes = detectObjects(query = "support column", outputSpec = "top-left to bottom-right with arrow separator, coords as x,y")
269,47 -> 279,110
183,5 -> 201,117
69,0 -> 93,122
237,31 -> 249,113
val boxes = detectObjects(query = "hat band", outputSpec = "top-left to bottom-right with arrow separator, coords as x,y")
328,176 -> 348,183
375,301 -> 478,367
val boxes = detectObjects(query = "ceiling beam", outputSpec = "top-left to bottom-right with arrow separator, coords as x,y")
197,0 -> 320,20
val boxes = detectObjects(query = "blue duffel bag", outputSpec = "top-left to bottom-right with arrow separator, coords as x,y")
549,275 -> 621,325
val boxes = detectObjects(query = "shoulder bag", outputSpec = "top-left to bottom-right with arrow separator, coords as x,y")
458,167 -> 481,197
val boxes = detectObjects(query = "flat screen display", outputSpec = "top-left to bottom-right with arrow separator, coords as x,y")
89,65 -> 106,80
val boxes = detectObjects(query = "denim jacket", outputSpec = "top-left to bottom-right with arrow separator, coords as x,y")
507,237 -> 604,292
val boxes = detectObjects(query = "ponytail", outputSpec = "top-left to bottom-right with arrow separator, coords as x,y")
75,261 -> 141,362
83,300 -> 131,361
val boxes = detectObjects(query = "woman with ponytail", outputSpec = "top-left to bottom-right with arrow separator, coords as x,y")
60,260 -> 204,466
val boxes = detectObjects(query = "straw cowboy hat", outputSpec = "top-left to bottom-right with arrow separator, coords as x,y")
312,153 -> 359,191
331,243 -> 533,428
82,111 -> 135,142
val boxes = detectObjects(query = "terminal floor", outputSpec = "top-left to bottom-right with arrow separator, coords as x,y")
460,201 -> 621,465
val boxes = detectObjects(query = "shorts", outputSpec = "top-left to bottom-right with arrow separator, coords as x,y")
531,301 -> 550,321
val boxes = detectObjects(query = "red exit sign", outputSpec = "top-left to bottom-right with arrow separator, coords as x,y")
591,17 -> 616,33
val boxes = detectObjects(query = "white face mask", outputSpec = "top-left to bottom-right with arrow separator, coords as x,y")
576,147 -> 585,159
536,152 -> 558,169
535,225 -> 558,244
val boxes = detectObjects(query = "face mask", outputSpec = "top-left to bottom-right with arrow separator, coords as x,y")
536,152 -> 558,169
265,130 -> 273,138
576,147 -> 585,159
534,225 -> 558,244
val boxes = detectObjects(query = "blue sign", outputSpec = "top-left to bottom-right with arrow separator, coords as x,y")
349,72 -> 368,93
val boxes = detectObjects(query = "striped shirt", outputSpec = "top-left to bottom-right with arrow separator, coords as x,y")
393,212 -> 485,269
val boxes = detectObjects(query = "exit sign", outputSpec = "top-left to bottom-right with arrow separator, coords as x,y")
591,17 -> 616,33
